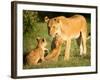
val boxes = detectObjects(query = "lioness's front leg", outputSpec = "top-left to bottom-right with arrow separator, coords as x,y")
64,39 -> 71,61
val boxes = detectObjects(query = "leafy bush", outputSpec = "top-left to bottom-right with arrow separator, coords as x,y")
23,10 -> 40,33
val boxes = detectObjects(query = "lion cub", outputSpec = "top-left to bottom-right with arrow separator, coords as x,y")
26,37 -> 48,65
45,35 -> 63,61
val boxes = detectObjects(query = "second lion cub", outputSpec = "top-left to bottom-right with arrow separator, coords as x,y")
45,35 -> 63,61
26,37 -> 48,65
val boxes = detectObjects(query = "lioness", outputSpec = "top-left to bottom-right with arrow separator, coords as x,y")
45,15 -> 87,60
26,37 -> 48,65
45,35 -> 63,61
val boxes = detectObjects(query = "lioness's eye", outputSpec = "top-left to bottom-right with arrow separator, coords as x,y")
53,26 -> 55,28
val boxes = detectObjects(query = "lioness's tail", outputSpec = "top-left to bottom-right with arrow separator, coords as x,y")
87,36 -> 91,40
87,33 -> 91,40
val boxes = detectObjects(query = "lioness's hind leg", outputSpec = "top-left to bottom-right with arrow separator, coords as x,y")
76,36 -> 83,55
82,32 -> 87,55
80,39 -> 83,55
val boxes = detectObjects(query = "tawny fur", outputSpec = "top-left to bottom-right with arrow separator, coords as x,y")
26,38 -> 48,65
45,35 -> 63,61
45,15 -> 87,61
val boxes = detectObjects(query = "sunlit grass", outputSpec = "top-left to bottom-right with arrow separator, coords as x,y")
23,22 -> 91,69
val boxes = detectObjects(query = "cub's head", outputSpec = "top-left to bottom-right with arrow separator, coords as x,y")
36,37 -> 47,48
51,34 -> 63,49
54,35 -> 63,47
44,16 -> 61,38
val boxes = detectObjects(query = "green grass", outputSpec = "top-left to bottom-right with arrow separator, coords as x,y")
23,22 -> 91,69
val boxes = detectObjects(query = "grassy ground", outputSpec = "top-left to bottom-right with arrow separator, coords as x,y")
23,22 -> 91,69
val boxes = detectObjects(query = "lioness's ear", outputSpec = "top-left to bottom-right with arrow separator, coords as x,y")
44,16 -> 49,23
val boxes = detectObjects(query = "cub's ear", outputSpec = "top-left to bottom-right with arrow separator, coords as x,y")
42,38 -> 46,42
42,38 -> 45,42
36,37 -> 40,42
44,16 -> 49,23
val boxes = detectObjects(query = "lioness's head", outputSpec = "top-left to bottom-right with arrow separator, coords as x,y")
44,16 -> 61,37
